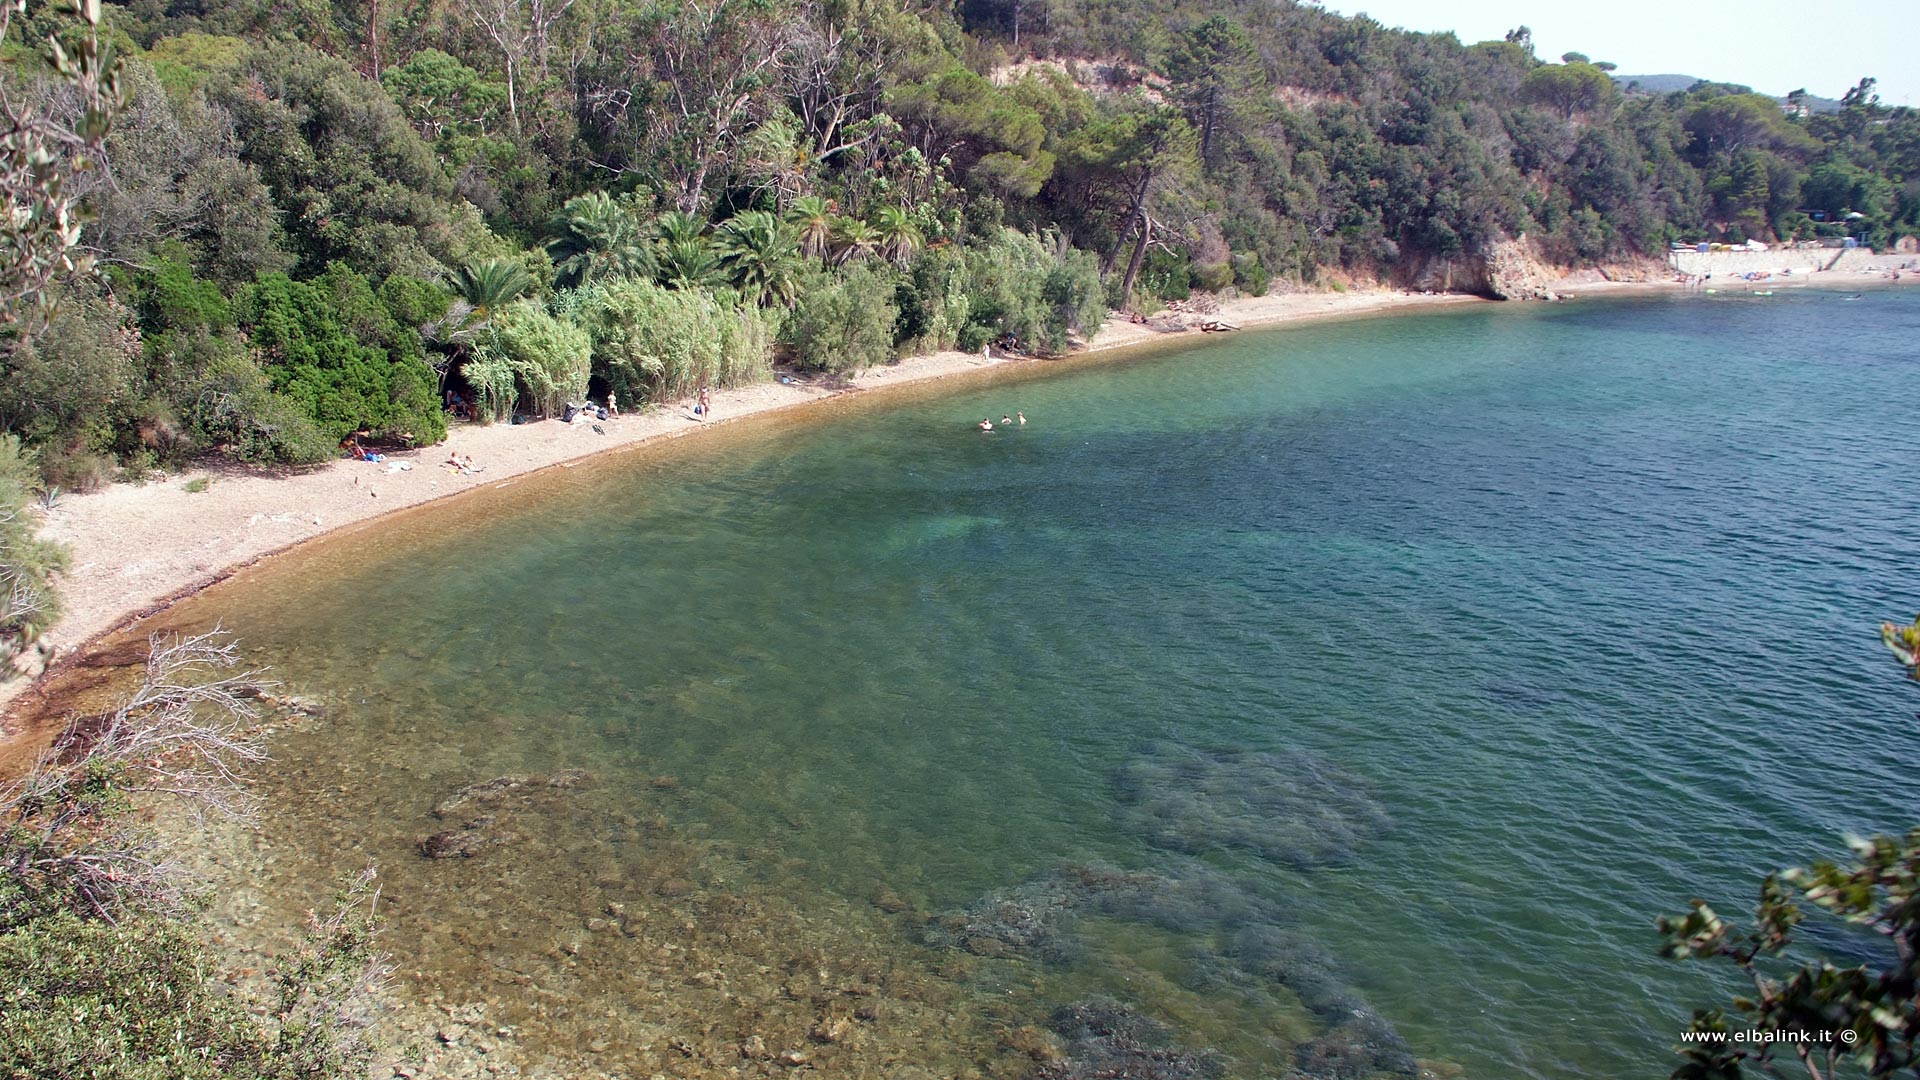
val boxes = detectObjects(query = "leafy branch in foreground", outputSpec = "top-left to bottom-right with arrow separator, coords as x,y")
0,434 -> 65,677
0,0 -> 124,325
0,628 -> 389,1080
1657,616 -> 1920,1080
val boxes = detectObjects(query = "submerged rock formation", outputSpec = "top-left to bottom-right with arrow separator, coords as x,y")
1229,927 -> 1419,1079
929,861 -> 1419,1080
924,864 -> 1161,961
1114,745 -> 1390,869
417,769 -> 594,859
1037,1000 -> 1222,1080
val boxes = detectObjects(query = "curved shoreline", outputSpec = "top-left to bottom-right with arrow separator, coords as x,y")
6,269 -> 1905,738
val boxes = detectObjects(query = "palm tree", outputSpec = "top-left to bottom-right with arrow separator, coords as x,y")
872,205 -> 925,266
653,210 -> 709,249
657,237 -> 724,290
830,216 -> 879,265
449,259 -> 533,321
717,210 -> 801,307
548,192 -> 653,288
651,211 -> 724,290
785,195 -> 835,261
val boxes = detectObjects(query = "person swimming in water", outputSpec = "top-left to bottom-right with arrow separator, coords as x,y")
1000,414 -> 1012,426
1016,411 -> 1026,425
978,417 -> 994,431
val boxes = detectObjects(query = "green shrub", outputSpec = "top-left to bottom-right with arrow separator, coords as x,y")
1139,247 -> 1193,301
1192,259 -> 1235,293
0,913 -> 275,1079
134,256 -> 234,333
463,349 -> 518,423
1231,251 -> 1270,296
0,435 -> 65,670
115,448 -> 161,485
183,476 -> 211,493
0,286 -> 144,457
895,248 -> 971,352
1040,244 -> 1107,347
785,264 -> 901,372
957,228 -> 1104,355
173,338 -> 336,465
567,278 -> 771,403
0,632 -> 389,1078
38,444 -> 116,494
237,264 -> 446,446
483,300 -> 592,418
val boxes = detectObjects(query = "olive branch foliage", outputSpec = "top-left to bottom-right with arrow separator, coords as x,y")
1658,616 -> 1920,1080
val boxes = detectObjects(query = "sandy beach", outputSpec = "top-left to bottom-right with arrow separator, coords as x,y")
6,265 -> 1911,727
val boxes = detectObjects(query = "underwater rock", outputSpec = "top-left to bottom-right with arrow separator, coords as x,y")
929,862 -> 1294,962
430,769 -> 593,819
419,816 -> 515,859
810,1014 -> 854,1044
924,864 -> 1161,961
1115,746 -> 1389,869
1290,1012 -> 1420,1080
1088,861 -> 1290,935
1228,927 -> 1418,1079
1227,926 -> 1350,1012
933,863 -> 1417,1080
417,770 -> 593,859
1036,1000 -> 1221,1080
239,687 -> 328,718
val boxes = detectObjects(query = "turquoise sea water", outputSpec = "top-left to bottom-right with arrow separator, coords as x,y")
135,289 -> 1920,1079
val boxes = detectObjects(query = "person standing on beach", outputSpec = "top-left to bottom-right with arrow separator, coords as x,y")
607,390 -> 618,417
699,386 -> 713,421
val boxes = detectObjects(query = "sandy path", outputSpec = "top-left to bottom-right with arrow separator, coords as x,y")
32,268 -> 1901,728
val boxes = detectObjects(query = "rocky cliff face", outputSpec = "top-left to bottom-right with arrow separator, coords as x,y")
1402,234 -> 1558,300
1480,236 -> 1559,300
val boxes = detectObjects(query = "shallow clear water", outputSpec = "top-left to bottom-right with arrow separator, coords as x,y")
128,289 -> 1920,1079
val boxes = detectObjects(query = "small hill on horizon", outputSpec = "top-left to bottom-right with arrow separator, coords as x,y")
1615,73 -> 1842,112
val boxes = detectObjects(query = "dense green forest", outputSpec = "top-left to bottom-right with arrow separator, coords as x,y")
0,0 -> 1916,493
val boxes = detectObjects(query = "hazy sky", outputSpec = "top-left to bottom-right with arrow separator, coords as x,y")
1315,0 -> 1919,105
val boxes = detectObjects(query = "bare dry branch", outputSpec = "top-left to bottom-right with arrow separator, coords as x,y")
1,626 -> 270,924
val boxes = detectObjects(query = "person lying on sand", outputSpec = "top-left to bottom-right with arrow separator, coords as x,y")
343,437 -> 385,463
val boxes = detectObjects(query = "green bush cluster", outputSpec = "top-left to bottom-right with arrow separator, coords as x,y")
239,267 -> 447,447
566,277 -> 770,404
787,263 -> 901,372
